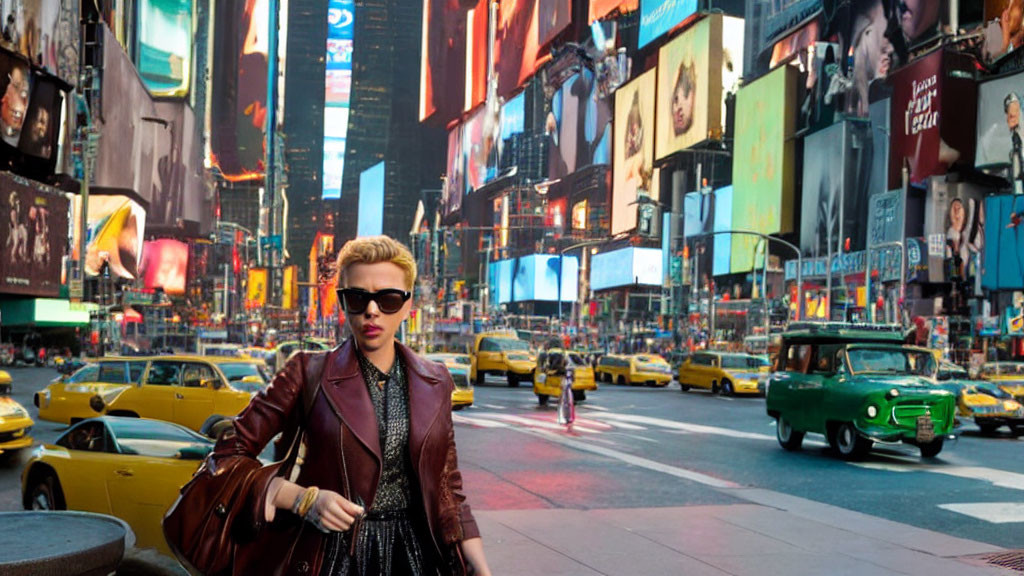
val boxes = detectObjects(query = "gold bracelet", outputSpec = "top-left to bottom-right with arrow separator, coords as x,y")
297,486 -> 319,518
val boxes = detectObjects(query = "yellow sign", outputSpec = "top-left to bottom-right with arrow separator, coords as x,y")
247,268 -> 268,308
282,266 -> 297,310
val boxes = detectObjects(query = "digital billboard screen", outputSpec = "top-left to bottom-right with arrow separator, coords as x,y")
78,194 -> 148,281
976,68 -> 1024,168
322,0 -> 355,198
357,161 -> 385,237
731,65 -> 796,273
17,72 -> 62,163
512,254 -> 578,302
984,195 -> 1024,290
0,0 -> 78,85
589,0 -> 638,23
443,126 -> 464,216
0,173 -> 68,297
494,0 -> 571,99
141,239 -> 188,295
489,258 -> 516,305
656,15 -> 719,158
590,247 -> 663,291
547,69 -> 612,180
683,191 -> 713,238
137,0 -> 193,96
462,106 -> 493,194
496,92 -> 526,178
0,52 -> 31,150
638,0 -> 698,49
712,186 -> 733,277
420,0 -> 475,121
612,68 -> 659,236
210,0 -> 269,181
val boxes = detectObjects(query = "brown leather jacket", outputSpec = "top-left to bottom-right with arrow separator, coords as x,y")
215,340 -> 479,575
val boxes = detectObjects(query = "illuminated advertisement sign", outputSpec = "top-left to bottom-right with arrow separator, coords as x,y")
712,186 -> 733,277
984,195 -> 1024,291
137,0 -> 193,96
443,126 -> 464,216
210,0 -> 269,181
462,106 -> 491,194
547,69 -> 612,180
322,0 -> 355,198
731,65 -> 797,273
494,92 -> 526,180
247,267 -> 268,308
0,0 -> 79,85
977,68 -> 1024,168
0,173 -> 68,297
488,258 -> 516,305
420,0 -> 483,121
73,194 -> 148,281
683,191 -> 713,238
141,239 -> 188,295
638,0 -> 698,49
590,0 -> 638,23
612,68 -> 659,236
590,247 -> 663,291
656,15 -> 718,157
494,0 -> 571,99
512,254 -> 579,302
357,161 -> 385,237
0,51 -> 31,150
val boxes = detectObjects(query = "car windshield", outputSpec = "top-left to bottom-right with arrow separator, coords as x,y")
67,364 -> 99,384
481,338 -> 530,352
845,347 -> 937,377
108,418 -> 211,458
938,362 -> 968,380
720,354 -> 769,370
635,355 -> 666,364
965,384 -> 1013,399
218,362 -> 269,384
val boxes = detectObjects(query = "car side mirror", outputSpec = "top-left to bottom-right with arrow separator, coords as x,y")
204,378 -> 224,390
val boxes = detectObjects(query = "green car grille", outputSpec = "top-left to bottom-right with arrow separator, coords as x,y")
890,401 -> 949,429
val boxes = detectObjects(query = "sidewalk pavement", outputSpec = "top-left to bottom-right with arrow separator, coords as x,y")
477,490 -> 1018,576
121,488 -> 1019,575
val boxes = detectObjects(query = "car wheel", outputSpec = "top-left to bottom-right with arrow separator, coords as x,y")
977,421 -> 1001,435
832,422 -> 871,460
776,416 -> 805,451
508,374 -> 520,388
29,473 -> 65,511
679,382 -> 690,392
617,376 -> 626,386
711,381 -> 719,394
919,437 -> 944,458
721,380 -> 734,396
537,394 -> 549,406
474,370 -> 484,387
572,389 -> 586,402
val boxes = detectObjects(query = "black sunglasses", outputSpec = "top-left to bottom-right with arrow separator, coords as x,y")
337,288 -> 411,315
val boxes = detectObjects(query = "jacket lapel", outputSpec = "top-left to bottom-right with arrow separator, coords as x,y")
323,340 -> 381,463
400,343 -> 446,470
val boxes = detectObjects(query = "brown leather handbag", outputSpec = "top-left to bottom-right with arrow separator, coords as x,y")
163,351 -> 328,576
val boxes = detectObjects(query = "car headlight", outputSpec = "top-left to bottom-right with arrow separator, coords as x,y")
866,405 -> 879,419
1004,400 -> 1022,412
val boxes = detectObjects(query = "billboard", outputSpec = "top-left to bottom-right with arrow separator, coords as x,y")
712,186 -> 733,277
656,15 -> 732,157
512,254 -> 578,302
16,72 -> 62,162
0,173 -> 67,297
888,49 -> 977,188
357,161 -> 385,237
0,51 -> 31,149
141,239 -> 188,296
322,0 -> 355,198
489,258 -> 516,305
149,100 -> 205,235
976,69 -> 1024,168
209,0 -> 269,181
547,69 -> 612,180
589,0 -> 638,23
800,120 -> 873,260
638,0 -> 698,49
612,68 -> 659,236
494,0 -> 570,98
731,65 -> 797,273
984,195 -> 1024,290
80,194 -> 148,280
591,247 -> 663,291
282,265 -> 297,309
0,0 -> 79,85
247,267 -> 268,309
983,0 -> 1024,63
137,0 -> 193,96
462,106 -> 492,194
867,189 -> 906,247
443,126 -> 464,216
495,92 -> 526,180
683,191 -> 713,238
925,180 -> 986,289
420,0 -> 482,121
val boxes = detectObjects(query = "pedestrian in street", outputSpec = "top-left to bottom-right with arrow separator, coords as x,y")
209,235 -> 491,575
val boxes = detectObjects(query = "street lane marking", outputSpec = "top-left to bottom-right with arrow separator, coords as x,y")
585,412 -> 775,441
852,462 -> 1024,492
481,404 -> 506,410
938,503 -> 1024,524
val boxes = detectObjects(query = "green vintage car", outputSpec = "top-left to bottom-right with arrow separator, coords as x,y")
766,323 -> 956,460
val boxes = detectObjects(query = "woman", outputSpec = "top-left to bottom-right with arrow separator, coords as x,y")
214,235 -> 491,575
670,61 -> 696,137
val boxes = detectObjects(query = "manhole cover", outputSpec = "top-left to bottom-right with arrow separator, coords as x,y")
980,551 -> 1024,572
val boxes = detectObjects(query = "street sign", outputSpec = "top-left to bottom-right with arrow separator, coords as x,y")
260,235 -> 283,250
69,279 -> 83,299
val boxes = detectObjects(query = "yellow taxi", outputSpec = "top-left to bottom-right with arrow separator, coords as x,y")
533,349 -> 597,405
595,354 -> 673,387
469,331 -> 536,387
677,351 -> 770,396
22,417 -> 212,556
36,356 -> 268,433
0,370 -> 33,455
979,362 -> 1024,402
426,353 -> 475,410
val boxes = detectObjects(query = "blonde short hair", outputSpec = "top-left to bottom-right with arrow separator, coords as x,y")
335,235 -> 416,290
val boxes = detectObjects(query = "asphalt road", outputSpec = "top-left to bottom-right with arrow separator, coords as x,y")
2,367 -> 1023,555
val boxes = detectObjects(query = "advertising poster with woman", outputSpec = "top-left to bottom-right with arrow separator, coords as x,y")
612,68 -> 658,236
655,15 -> 719,159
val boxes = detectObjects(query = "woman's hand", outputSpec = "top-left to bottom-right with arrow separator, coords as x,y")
307,489 -> 365,532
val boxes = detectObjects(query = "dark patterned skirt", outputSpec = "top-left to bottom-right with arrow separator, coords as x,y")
320,508 -> 441,576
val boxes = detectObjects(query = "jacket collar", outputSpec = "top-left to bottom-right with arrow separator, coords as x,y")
323,339 -> 446,464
